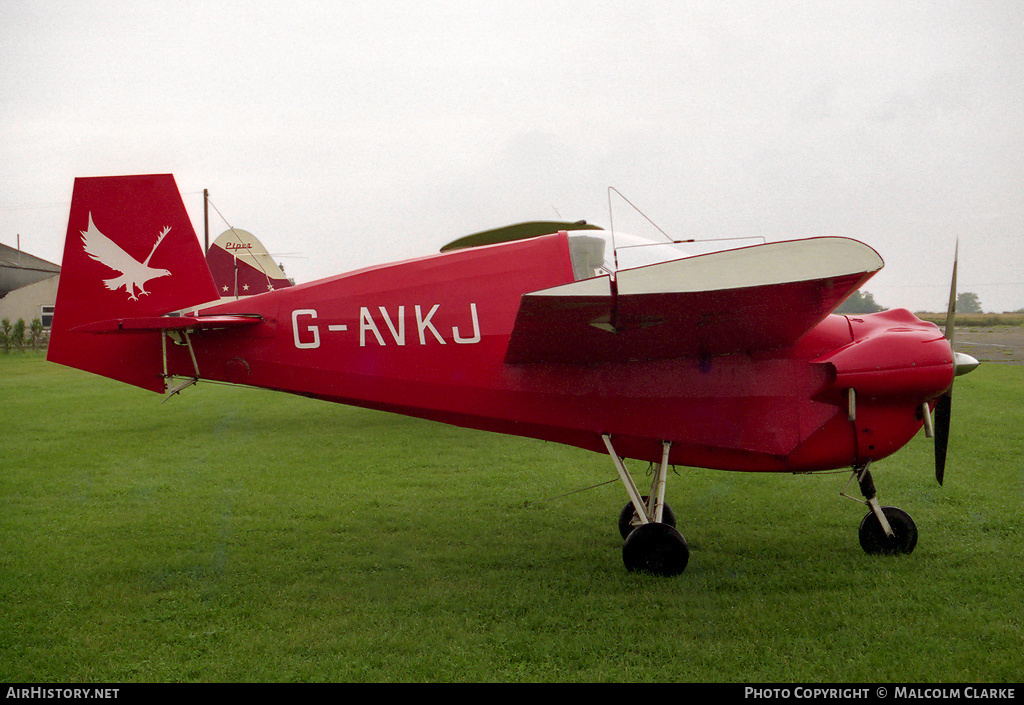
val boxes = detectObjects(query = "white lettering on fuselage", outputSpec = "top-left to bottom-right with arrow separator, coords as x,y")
292,308 -> 320,349
291,304 -> 480,349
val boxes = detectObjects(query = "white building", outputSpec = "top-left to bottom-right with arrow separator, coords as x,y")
0,243 -> 60,329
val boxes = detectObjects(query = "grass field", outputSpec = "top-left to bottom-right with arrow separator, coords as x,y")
2,352 -> 1022,683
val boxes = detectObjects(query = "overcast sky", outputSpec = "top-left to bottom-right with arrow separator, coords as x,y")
2,0 -> 1022,312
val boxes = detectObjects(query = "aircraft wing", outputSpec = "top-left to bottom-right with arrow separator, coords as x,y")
440,220 -> 602,252
505,237 -> 882,364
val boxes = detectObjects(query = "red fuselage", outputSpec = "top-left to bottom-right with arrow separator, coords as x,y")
167,232 -> 955,473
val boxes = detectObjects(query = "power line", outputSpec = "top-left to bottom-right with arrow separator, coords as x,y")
0,201 -> 69,211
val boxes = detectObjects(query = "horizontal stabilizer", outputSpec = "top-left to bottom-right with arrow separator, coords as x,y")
505,237 -> 882,364
73,314 -> 262,334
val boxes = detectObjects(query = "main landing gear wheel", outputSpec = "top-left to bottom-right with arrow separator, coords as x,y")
602,436 -> 688,576
622,522 -> 689,576
618,497 -> 677,540
859,506 -> 918,555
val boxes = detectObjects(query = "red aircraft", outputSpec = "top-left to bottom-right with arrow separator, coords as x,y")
48,174 -> 979,576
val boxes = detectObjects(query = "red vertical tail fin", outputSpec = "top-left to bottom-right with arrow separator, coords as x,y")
48,174 -> 220,392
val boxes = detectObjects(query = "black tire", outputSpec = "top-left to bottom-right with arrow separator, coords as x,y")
859,506 -> 918,555
618,496 -> 676,540
622,522 -> 689,576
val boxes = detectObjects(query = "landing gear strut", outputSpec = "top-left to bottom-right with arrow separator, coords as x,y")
846,462 -> 918,555
604,435 -> 689,576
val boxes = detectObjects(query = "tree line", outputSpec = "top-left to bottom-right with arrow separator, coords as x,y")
1,317 -> 46,352
836,291 -> 988,314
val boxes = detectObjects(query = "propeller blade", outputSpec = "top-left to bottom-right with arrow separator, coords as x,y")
934,393 -> 952,485
944,240 -> 958,344
935,239 -> 959,486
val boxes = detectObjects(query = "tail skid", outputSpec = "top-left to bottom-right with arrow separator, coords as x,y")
48,175 -> 222,392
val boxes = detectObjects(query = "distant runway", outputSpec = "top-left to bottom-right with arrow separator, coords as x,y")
956,326 -> 1024,365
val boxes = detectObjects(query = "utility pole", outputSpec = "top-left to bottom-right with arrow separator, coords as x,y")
203,189 -> 209,253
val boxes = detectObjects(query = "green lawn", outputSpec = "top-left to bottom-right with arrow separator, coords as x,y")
2,352 -> 1021,682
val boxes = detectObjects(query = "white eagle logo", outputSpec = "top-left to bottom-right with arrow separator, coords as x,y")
80,213 -> 172,301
